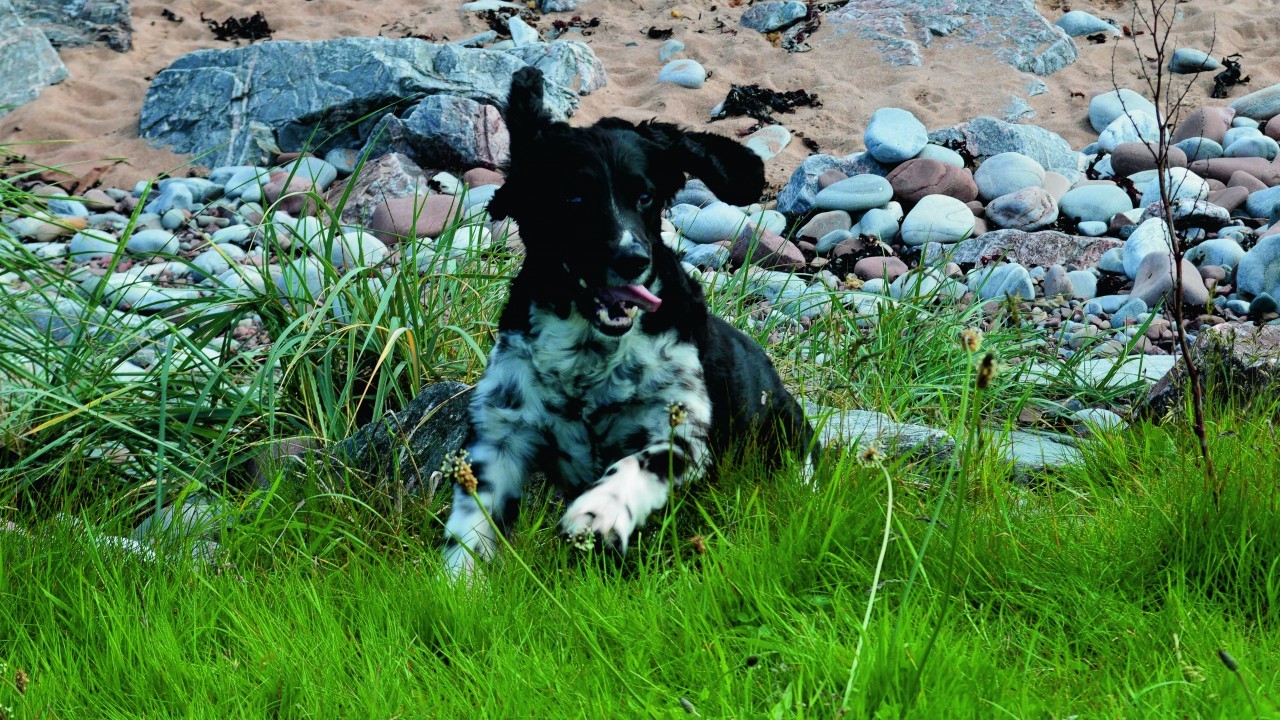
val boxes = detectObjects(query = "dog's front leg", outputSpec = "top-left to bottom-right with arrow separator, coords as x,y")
559,392 -> 712,553
442,346 -> 543,578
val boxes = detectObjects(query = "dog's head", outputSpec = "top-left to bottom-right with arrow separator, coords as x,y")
489,66 -> 765,336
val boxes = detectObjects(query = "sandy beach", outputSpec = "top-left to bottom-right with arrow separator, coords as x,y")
4,0 -> 1275,189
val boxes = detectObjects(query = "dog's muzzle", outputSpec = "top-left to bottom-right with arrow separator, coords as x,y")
611,242 -> 651,283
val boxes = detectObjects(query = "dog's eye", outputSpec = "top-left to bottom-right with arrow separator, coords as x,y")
566,195 -> 584,205
637,193 -> 653,207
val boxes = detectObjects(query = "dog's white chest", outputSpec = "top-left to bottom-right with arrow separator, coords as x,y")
473,307 -> 711,488
523,310 -> 697,411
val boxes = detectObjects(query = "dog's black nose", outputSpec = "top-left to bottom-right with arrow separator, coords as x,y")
612,244 -> 651,281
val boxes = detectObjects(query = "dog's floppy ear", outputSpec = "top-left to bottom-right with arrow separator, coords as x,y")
503,66 -> 553,149
490,66 -> 554,221
637,123 -> 766,206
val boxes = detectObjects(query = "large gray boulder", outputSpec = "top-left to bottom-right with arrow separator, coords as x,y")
824,0 -> 1077,76
139,38 -> 592,168
12,0 -> 131,52
0,0 -> 68,117
929,116 -> 1081,183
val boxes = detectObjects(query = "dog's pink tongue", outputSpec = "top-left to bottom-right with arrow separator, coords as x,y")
600,284 -> 662,312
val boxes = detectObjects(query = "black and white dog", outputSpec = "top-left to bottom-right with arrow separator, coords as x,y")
442,67 -> 814,576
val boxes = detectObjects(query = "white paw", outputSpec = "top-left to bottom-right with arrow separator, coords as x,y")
559,456 -> 668,553
440,525 -> 497,583
560,485 -> 639,553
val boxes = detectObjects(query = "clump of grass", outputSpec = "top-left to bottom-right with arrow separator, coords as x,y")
0,148 -> 518,521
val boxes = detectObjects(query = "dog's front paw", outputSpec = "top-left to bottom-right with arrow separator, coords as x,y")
560,486 -> 638,554
559,456 -> 670,554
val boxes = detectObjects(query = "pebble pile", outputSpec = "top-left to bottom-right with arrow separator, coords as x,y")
655,83 -> 1280,363
7,89 -> 1280,374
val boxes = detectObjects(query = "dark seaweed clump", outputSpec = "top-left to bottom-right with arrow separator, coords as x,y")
202,11 -> 273,42
1211,54 -> 1250,99
711,85 -> 821,124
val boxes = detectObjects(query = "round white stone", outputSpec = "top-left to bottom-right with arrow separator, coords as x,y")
900,194 -> 976,246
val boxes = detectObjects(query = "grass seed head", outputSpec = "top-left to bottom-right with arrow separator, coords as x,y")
441,449 -> 477,495
976,352 -> 997,390
1217,648 -> 1239,672
857,445 -> 885,467
960,327 -> 983,353
690,535 -> 707,555
570,530 -> 595,552
13,669 -> 26,695
667,401 -> 689,428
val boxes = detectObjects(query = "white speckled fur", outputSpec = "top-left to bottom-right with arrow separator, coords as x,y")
443,304 -> 712,577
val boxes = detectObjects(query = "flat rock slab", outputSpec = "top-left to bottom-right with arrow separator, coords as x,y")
11,0 -> 131,52
0,0 -> 68,117
950,229 -> 1121,268
825,0 -> 1077,76
809,404 -> 956,461
139,38 -> 589,168
1001,430 -> 1082,472
1143,322 -> 1280,417
1024,355 -> 1178,390
810,404 -> 1084,475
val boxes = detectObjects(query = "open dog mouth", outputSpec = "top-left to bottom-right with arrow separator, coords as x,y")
589,284 -> 662,335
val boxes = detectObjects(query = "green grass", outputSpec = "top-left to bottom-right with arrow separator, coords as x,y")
1,150 -> 1277,718
2,405 -> 1278,718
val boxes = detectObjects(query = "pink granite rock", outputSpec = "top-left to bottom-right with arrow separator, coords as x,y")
853,255 -> 908,281
463,168 -> 505,188
1129,252 -> 1210,308
1171,107 -> 1235,144
329,153 -> 431,226
817,169 -> 849,189
264,171 -> 319,216
949,229 -> 1122,267
1227,170 -> 1267,193
1207,186 -> 1249,212
1266,115 -> 1280,142
886,158 -> 978,204
1189,157 -> 1280,185
729,225 -> 806,270
1110,142 -> 1187,176
368,194 -> 464,244
796,210 -> 853,240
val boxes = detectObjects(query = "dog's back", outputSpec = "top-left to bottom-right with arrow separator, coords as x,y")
701,313 -> 815,467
